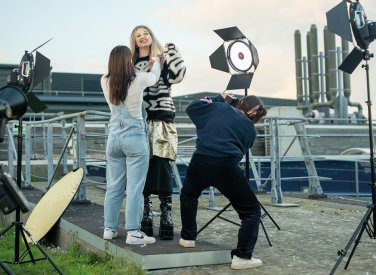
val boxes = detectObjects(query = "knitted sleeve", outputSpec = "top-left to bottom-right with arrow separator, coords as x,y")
164,43 -> 186,84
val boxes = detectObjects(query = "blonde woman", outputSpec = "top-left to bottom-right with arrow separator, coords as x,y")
130,25 -> 186,240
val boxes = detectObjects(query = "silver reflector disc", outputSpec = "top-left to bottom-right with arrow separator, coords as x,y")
227,40 -> 253,72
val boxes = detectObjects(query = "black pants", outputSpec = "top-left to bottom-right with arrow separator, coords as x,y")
144,156 -> 173,197
180,154 -> 261,259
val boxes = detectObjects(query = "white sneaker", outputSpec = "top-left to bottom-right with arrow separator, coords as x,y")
103,228 -> 118,240
179,238 -> 195,248
231,255 -> 263,270
126,230 -> 156,245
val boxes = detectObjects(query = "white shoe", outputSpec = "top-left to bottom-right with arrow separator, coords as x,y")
126,230 -> 156,245
231,255 -> 263,270
179,238 -> 195,248
103,228 -> 118,240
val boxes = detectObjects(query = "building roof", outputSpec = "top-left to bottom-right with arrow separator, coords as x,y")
173,92 -> 297,107
0,63 -> 297,113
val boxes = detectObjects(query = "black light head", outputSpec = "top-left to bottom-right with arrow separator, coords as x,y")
326,0 -> 353,43
214,26 -> 245,41
0,86 -> 28,119
326,0 -> 375,74
5,39 -> 52,113
227,73 -> 254,90
326,0 -> 376,51
338,47 -> 364,74
209,44 -> 230,73
12,51 -> 35,93
209,27 -> 258,90
32,51 -> 51,89
349,1 -> 376,50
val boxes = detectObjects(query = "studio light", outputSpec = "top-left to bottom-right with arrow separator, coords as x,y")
0,40 -> 63,274
209,26 -> 259,90
0,86 -> 28,119
0,86 -> 28,142
326,1 -> 376,274
326,0 -> 376,74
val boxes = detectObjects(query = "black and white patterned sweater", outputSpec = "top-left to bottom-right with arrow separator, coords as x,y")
134,43 -> 186,123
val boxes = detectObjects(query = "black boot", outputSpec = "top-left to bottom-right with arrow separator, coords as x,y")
141,195 -> 153,236
159,196 -> 174,240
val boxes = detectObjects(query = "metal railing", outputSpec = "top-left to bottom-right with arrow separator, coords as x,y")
1,113 -> 374,205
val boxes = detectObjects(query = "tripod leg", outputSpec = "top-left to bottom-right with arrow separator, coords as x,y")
260,203 -> 281,230
329,206 -> 373,275
260,220 -> 272,246
21,225 -> 64,275
18,227 -> 35,263
0,223 -> 15,237
197,203 -> 232,235
344,224 -> 367,270
0,262 -> 14,275
344,205 -> 374,270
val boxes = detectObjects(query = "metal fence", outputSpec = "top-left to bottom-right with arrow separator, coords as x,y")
1,112 -> 374,205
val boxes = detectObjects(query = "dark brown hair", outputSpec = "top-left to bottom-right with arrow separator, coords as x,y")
236,95 -> 267,123
105,46 -> 136,105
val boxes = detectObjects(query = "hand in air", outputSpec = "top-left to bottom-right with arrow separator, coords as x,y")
221,90 -> 232,99
150,57 -> 157,65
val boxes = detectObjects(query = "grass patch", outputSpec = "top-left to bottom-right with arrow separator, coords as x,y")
0,227 -> 144,275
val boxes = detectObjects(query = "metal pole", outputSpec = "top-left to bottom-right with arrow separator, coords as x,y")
245,88 -> 250,180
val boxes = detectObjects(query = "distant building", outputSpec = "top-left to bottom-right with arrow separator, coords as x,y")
174,92 -> 297,113
0,63 -> 297,114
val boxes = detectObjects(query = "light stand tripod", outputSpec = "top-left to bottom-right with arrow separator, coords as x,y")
330,50 -> 376,274
197,88 -> 281,246
0,117 -> 63,274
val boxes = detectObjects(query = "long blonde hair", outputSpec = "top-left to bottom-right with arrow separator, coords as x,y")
130,25 -> 164,63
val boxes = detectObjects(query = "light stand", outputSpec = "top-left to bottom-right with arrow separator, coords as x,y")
0,40 -> 61,274
0,117 -> 63,274
196,87 -> 281,245
197,26 -> 281,244
243,88 -> 281,243
326,1 -> 376,272
330,50 -> 375,274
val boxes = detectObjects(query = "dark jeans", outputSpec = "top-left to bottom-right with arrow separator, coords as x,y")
180,154 -> 261,259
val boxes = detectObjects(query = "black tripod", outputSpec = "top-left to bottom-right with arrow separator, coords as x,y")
330,50 -> 376,274
0,118 -> 63,274
197,88 -> 281,246
197,200 -> 281,246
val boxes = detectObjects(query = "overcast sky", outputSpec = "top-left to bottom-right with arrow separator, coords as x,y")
1,0 -> 375,114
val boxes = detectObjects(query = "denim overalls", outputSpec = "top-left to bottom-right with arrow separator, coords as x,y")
103,101 -> 149,230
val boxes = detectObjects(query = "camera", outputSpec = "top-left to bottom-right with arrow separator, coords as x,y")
224,94 -> 240,107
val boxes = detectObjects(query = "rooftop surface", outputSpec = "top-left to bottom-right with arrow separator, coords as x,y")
20,181 -> 376,275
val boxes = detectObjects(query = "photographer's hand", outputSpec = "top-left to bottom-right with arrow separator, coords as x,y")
221,90 -> 231,99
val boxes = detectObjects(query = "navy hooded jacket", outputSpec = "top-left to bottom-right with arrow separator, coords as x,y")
186,95 -> 256,162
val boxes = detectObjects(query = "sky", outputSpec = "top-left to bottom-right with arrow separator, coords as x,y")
1,0 -> 376,115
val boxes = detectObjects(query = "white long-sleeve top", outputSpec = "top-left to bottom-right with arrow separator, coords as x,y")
101,60 -> 161,119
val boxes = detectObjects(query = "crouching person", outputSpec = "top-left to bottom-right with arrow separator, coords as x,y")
179,91 -> 267,270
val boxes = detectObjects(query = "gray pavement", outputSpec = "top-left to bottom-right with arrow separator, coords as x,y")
82,182 -> 376,275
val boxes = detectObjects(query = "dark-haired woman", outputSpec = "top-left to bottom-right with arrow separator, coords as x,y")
101,45 -> 160,245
